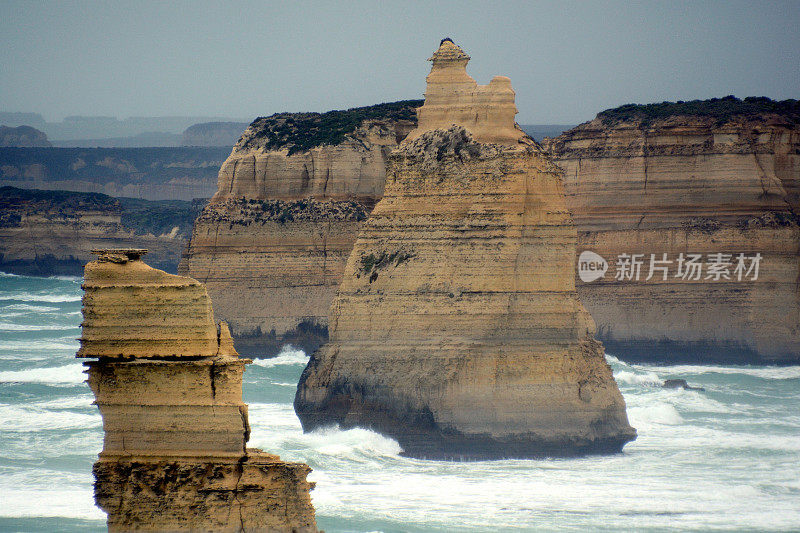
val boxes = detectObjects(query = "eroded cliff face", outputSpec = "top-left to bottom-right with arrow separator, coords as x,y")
546,107 -> 800,363
0,187 -> 197,275
79,249 -> 317,532
295,40 -> 635,459
0,147 -> 228,201
180,102 -> 419,355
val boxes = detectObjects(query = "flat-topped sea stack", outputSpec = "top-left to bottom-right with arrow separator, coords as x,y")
78,249 -> 317,532
179,101 -> 420,355
546,97 -> 800,363
295,40 -> 636,459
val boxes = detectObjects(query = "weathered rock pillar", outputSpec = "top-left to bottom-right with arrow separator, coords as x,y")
295,39 -> 636,459
79,249 -> 318,532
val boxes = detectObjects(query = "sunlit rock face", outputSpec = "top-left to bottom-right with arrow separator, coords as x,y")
404,38 -> 525,146
179,102 -> 420,355
546,106 -> 800,364
79,249 -> 318,532
295,40 -> 635,460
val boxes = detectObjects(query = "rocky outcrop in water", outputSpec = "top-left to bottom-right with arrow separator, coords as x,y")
546,97 -> 800,363
78,249 -> 318,532
179,101 -> 420,355
294,39 -> 635,459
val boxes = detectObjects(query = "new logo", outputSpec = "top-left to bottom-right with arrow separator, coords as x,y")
578,251 -> 608,283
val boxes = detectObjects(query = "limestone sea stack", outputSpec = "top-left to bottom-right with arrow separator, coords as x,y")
295,39 -> 636,459
546,97 -> 800,363
78,249 -> 317,532
179,101 -> 420,355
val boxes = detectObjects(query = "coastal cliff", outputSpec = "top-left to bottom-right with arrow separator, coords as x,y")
0,146 -> 228,200
294,40 -> 635,459
546,97 -> 800,363
78,249 -> 317,532
0,125 -> 51,147
0,186 -> 199,275
179,101 -> 420,354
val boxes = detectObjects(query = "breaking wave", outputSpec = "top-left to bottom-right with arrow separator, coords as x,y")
613,369 -> 662,386
251,345 -> 309,368
639,364 -> 800,380
0,363 -> 85,384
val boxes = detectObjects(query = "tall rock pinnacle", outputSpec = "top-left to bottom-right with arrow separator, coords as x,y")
294,41 -> 636,459
79,249 -> 318,532
405,38 -> 525,146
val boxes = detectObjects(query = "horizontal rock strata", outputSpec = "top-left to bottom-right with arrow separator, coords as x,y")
79,249 -> 317,532
295,40 -> 635,459
0,146 -> 228,201
180,102 -> 420,355
0,186 -> 198,275
546,100 -> 800,363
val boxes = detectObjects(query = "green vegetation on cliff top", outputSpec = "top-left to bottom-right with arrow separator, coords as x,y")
0,186 -> 204,236
0,185 -> 117,212
241,100 -> 423,155
598,96 -> 800,126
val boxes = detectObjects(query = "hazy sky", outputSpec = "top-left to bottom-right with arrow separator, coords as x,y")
2,0 -> 798,124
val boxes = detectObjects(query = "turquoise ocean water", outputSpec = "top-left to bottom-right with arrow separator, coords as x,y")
0,273 -> 798,532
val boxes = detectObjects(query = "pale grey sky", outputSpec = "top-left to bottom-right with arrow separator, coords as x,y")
1,0 -> 798,124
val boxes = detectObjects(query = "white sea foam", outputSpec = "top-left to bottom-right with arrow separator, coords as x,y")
0,337 -> 79,353
47,275 -> 82,282
613,369 -> 662,386
299,426 -> 403,459
0,293 -> 81,303
638,363 -> 800,380
0,363 -> 85,384
251,345 -> 309,368
0,469 -> 104,520
627,403 -> 684,427
247,402 -> 303,429
33,394 -> 94,409
0,322 -> 78,331
0,303 -> 60,313
0,404 -> 100,432
2,300 -> 799,531
0,430 -> 102,461
247,402 -> 402,464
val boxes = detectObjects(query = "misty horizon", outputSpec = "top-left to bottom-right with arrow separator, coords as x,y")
2,0 -> 798,125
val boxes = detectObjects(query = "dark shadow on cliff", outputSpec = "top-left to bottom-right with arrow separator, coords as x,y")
233,319 -> 328,358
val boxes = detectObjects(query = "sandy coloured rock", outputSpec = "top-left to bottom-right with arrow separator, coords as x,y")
179,102 -> 420,354
546,100 -> 800,363
78,249 -> 318,532
294,40 -> 635,459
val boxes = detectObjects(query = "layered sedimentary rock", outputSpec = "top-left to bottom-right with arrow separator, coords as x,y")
0,146 -> 228,200
295,40 -> 635,459
78,249 -> 317,532
0,186 -> 197,275
180,101 -> 420,354
546,97 -> 800,363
